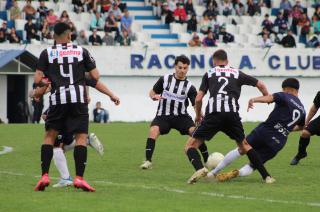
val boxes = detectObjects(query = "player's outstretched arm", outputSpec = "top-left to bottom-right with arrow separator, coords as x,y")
89,68 -> 100,81
32,70 -> 50,98
195,91 -> 205,124
247,95 -> 274,112
256,80 -> 269,96
149,89 -> 162,101
95,80 -> 120,105
305,104 -> 318,126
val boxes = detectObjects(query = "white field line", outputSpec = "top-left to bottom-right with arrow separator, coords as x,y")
0,146 -> 13,155
1,170 -> 320,207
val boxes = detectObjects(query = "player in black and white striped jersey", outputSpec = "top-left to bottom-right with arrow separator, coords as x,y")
140,55 -> 209,170
33,22 -> 120,192
185,49 -> 272,184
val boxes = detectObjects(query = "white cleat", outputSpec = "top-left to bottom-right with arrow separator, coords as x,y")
140,160 -> 152,169
187,167 -> 208,184
52,177 -> 73,188
265,176 -> 276,184
88,133 -> 104,156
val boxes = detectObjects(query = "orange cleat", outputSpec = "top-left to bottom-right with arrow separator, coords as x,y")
73,176 -> 96,192
34,173 -> 50,191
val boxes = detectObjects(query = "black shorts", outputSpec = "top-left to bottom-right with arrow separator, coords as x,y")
192,112 -> 245,143
306,116 -> 320,136
151,115 -> 195,135
53,132 -> 74,147
45,103 -> 89,134
246,125 -> 286,164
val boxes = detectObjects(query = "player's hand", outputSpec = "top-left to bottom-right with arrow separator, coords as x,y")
247,99 -> 254,112
110,95 -> 120,105
152,94 -> 163,101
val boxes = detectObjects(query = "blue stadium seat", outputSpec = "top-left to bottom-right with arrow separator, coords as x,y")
0,11 -> 7,20
271,8 -> 280,16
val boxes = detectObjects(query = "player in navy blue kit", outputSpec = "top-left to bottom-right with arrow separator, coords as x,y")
290,91 -> 320,165
210,78 -> 305,183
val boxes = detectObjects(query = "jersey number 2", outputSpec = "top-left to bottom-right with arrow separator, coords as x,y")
218,77 -> 228,94
287,109 -> 300,127
60,64 -> 74,84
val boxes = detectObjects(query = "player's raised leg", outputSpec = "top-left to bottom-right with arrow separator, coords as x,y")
88,133 -> 104,156
141,126 -> 160,169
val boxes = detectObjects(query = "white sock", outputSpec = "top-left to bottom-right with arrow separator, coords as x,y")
209,148 -> 241,176
53,148 -> 70,179
239,164 -> 254,177
63,140 -> 76,152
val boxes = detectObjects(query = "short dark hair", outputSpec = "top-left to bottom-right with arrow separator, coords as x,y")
174,55 -> 190,65
213,49 -> 228,61
282,78 -> 300,90
54,22 -> 71,36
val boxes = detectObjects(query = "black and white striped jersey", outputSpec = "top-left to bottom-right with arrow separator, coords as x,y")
153,74 -> 197,116
200,65 -> 258,114
37,43 -> 96,106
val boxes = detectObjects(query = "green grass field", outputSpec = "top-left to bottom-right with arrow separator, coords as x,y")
0,123 -> 320,211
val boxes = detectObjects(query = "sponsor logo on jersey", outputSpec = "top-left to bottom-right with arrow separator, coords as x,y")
162,90 -> 186,102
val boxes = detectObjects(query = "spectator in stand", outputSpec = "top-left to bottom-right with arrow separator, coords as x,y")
8,27 -> 20,43
84,0 -> 96,12
90,11 -> 104,31
23,0 -> 37,20
0,30 -> 6,43
261,14 -> 273,33
76,30 -> 89,45
60,11 -> 71,24
202,31 -> 216,47
221,0 -> 233,16
68,22 -> 78,41
258,26 -> 271,37
110,3 -> 122,21
206,0 -> 218,9
37,0 -> 49,23
116,0 -> 127,12
247,0 -> 261,16
72,0 -> 85,13
312,15 -> 320,34
103,31 -> 114,46
281,30 -> 296,47
173,3 -> 187,23
168,0 -> 177,12
0,21 -> 8,35
280,0 -> 292,20
211,14 -> 220,34
219,25 -> 234,43
89,28 -> 102,45
118,30 -> 131,46
200,14 -> 211,34
162,3 -> 175,24
233,0 -> 246,16
24,17 -> 38,42
93,101 -> 109,123
291,5 -> 303,34
307,34 -> 320,48
6,0 -> 13,10
10,0 -> 21,20
100,0 -> 112,13
298,13 -> 310,44
204,2 -> 218,17
121,9 -> 133,35
293,0 -> 304,11
188,32 -> 202,47
41,19 -> 53,40
105,11 -> 120,38
46,9 -> 58,31
274,11 -> 288,34
187,14 -> 197,32
314,6 -> 320,20
259,33 -> 272,48
185,0 -> 195,15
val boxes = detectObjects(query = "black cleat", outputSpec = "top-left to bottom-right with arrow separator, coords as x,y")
290,152 -> 307,165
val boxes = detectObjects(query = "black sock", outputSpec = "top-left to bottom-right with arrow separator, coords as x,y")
199,143 -> 209,163
246,149 -> 270,180
41,144 -> 53,175
297,137 -> 310,156
74,145 -> 87,177
186,148 -> 204,171
145,138 -> 155,162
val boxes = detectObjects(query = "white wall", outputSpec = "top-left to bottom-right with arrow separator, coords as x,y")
0,75 -> 7,122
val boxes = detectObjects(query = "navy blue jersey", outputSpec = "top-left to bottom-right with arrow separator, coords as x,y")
260,92 -> 305,139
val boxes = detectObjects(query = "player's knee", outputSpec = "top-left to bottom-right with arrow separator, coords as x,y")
301,130 -> 311,138
75,133 -> 88,145
149,126 -> 160,139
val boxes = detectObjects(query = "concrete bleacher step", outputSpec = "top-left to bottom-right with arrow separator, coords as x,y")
151,39 -> 179,43
160,43 -> 188,47
142,24 -> 170,34
127,6 -> 153,10
122,0 -> 145,6
129,10 -> 153,16
150,34 -> 179,44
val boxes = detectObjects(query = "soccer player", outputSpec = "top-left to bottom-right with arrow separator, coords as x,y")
290,91 -> 320,165
212,78 -> 305,182
140,55 -> 209,169
33,22 -> 120,192
185,49 -> 270,184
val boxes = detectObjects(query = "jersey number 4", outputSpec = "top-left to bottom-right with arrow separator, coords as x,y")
218,77 -> 229,94
60,64 -> 74,84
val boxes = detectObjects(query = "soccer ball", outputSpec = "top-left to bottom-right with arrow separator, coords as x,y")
206,152 -> 224,170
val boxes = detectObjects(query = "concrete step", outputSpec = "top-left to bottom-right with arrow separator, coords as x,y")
129,10 -> 153,16
143,24 -> 169,29
135,20 -> 161,25
127,6 -> 152,10
160,43 -> 188,47
143,29 -> 170,34
151,34 -> 178,39
150,38 -> 179,43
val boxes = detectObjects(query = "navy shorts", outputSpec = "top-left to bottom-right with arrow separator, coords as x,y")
246,125 -> 286,164
305,116 -> 320,136
192,112 -> 245,143
151,115 -> 195,135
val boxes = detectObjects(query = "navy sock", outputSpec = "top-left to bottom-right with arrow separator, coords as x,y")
199,143 -> 209,163
145,138 -> 155,162
186,148 -> 204,171
74,145 -> 87,177
247,149 -> 270,180
297,136 -> 310,156
41,144 -> 53,175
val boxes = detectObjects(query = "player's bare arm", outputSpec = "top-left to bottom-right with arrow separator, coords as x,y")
149,89 -> 162,101
89,68 -> 100,81
292,125 -> 304,131
247,95 -> 274,112
256,80 -> 269,96
95,80 -> 120,105
305,104 -> 318,126
195,91 -> 205,124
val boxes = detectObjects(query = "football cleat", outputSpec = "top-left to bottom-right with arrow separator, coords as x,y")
52,177 -> 73,188
74,176 -> 96,192
140,160 -> 152,169
187,167 -> 208,184
265,176 -> 276,184
290,152 -> 307,165
216,169 -> 239,182
34,173 -> 50,191
88,133 -> 104,156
